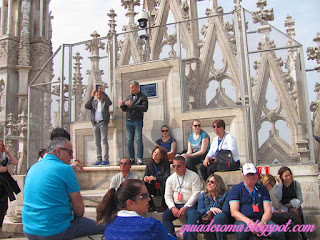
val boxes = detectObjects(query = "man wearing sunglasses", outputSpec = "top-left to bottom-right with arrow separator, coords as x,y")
109,158 -> 140,189
23,137 -> 105,240
229,163 -> 285,240
162,156 -> 201,239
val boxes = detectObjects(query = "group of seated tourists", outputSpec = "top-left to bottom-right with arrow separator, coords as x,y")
102,156 -> 308,240
20,125 -> 309,240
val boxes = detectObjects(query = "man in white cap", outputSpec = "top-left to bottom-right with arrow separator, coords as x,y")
229,163 -> 285,240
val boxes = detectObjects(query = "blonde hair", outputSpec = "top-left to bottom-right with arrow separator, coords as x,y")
261,174 -> 276,187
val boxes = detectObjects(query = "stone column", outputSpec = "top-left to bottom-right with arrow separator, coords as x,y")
1,0 -> 5,35
39,0 -> 43,37
72,52 -> 84,121
7,0 -> 12,35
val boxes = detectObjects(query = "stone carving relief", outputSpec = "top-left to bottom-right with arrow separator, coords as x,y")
0,79 -> 5,113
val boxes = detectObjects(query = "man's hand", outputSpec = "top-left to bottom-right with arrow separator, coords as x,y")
120,100 -> 125,106
252,221 -> 265,235
92,90 -> 96,97
171,207 -> 180,218
71,160 -> 84,171
125,100 -> 132,107
177,207 -> 187,218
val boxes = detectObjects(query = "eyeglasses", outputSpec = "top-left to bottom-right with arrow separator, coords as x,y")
172,164 -> 181,168
132,192 -> 149,200
193,124 -> 201,127
207,180 -> 215,184
60,147 -> 73,156
120,162 -> 129,166
161,129 -> 169,132
213,125 -> 221,129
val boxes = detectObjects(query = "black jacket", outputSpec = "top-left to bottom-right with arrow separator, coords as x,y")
0,171 -> 21,201
144,160 -> 170,183
85,92 -> 112,124
120,91 -> 148,122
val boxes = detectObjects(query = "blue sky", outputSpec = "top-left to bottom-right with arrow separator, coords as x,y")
50,0 -> 320,104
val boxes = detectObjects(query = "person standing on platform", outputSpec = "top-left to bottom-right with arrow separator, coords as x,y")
85,84 -> 112,166
120,81 -> 148,165
109,158 -> 140,189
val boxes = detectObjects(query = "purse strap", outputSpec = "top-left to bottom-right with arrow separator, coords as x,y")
218,132 -> 228,151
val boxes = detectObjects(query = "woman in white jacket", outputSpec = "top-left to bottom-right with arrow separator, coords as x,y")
200,119 -> 239,181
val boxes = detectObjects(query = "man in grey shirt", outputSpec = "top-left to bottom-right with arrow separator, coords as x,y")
109,158 -> 140,189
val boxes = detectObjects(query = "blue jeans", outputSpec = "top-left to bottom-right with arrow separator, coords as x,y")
162,204 -> 198,240
125,120 -> 143,159
234,220 -> 285,240
92,121 -> 109,162
203,212 -> 229,240
24,217 -> 105,240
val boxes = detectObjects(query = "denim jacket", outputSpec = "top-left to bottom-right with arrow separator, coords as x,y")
197,191 -> 229,215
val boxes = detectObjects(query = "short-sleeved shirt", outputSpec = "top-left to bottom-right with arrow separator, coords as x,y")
22,154 -> 80,236
229,182 -> 271,220
156,137 -> 176,152
188,130 -> 210,153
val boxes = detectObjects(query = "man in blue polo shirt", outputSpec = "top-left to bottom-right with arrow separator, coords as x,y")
22,137 -> 105,240
229,163 -> 285,240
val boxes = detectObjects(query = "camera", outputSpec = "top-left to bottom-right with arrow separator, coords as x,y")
137,10 -> 148,29
1,157 -> 8,167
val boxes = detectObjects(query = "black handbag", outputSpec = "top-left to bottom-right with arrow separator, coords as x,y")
216,149 -> 238,171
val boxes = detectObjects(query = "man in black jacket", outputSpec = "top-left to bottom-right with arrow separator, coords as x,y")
120,81 -> 148,165
85,85 -> 112,166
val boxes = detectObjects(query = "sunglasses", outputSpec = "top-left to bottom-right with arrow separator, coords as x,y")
120,162 -> 129,166
193,124 -> 201,127
213,125 -> 221,129
133,192 -> 149,200
172,164 -> 181,168
207,180 -> 215,184
161,129 -> 169,132
60,147 -> 73,156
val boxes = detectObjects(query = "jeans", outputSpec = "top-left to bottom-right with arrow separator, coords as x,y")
92,121 -> 109,162
162,204 -> 198,240
24,217 -> 105,240
203,213 -> 229,240
125,120 -> 143,159
234,220 -> 285,240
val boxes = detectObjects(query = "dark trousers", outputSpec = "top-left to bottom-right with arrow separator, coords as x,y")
200,163 -> 218,181
0,188 -> 8,228
186,153 -> 207,174
271,212 -> 298,240
145,180 -> 166,207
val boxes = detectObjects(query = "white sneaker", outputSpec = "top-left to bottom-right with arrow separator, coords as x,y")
136,158 -> 143,165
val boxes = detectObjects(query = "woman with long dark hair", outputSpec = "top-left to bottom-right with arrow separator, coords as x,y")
96,179 -> 175,240
143,146 -> 170,212
0,139 -> 20,238
275,166 -> 308,240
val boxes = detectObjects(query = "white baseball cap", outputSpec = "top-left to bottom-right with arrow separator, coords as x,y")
242,163 -> 257,176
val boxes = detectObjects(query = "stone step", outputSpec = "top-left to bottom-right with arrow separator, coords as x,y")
81,189 -> 106,207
